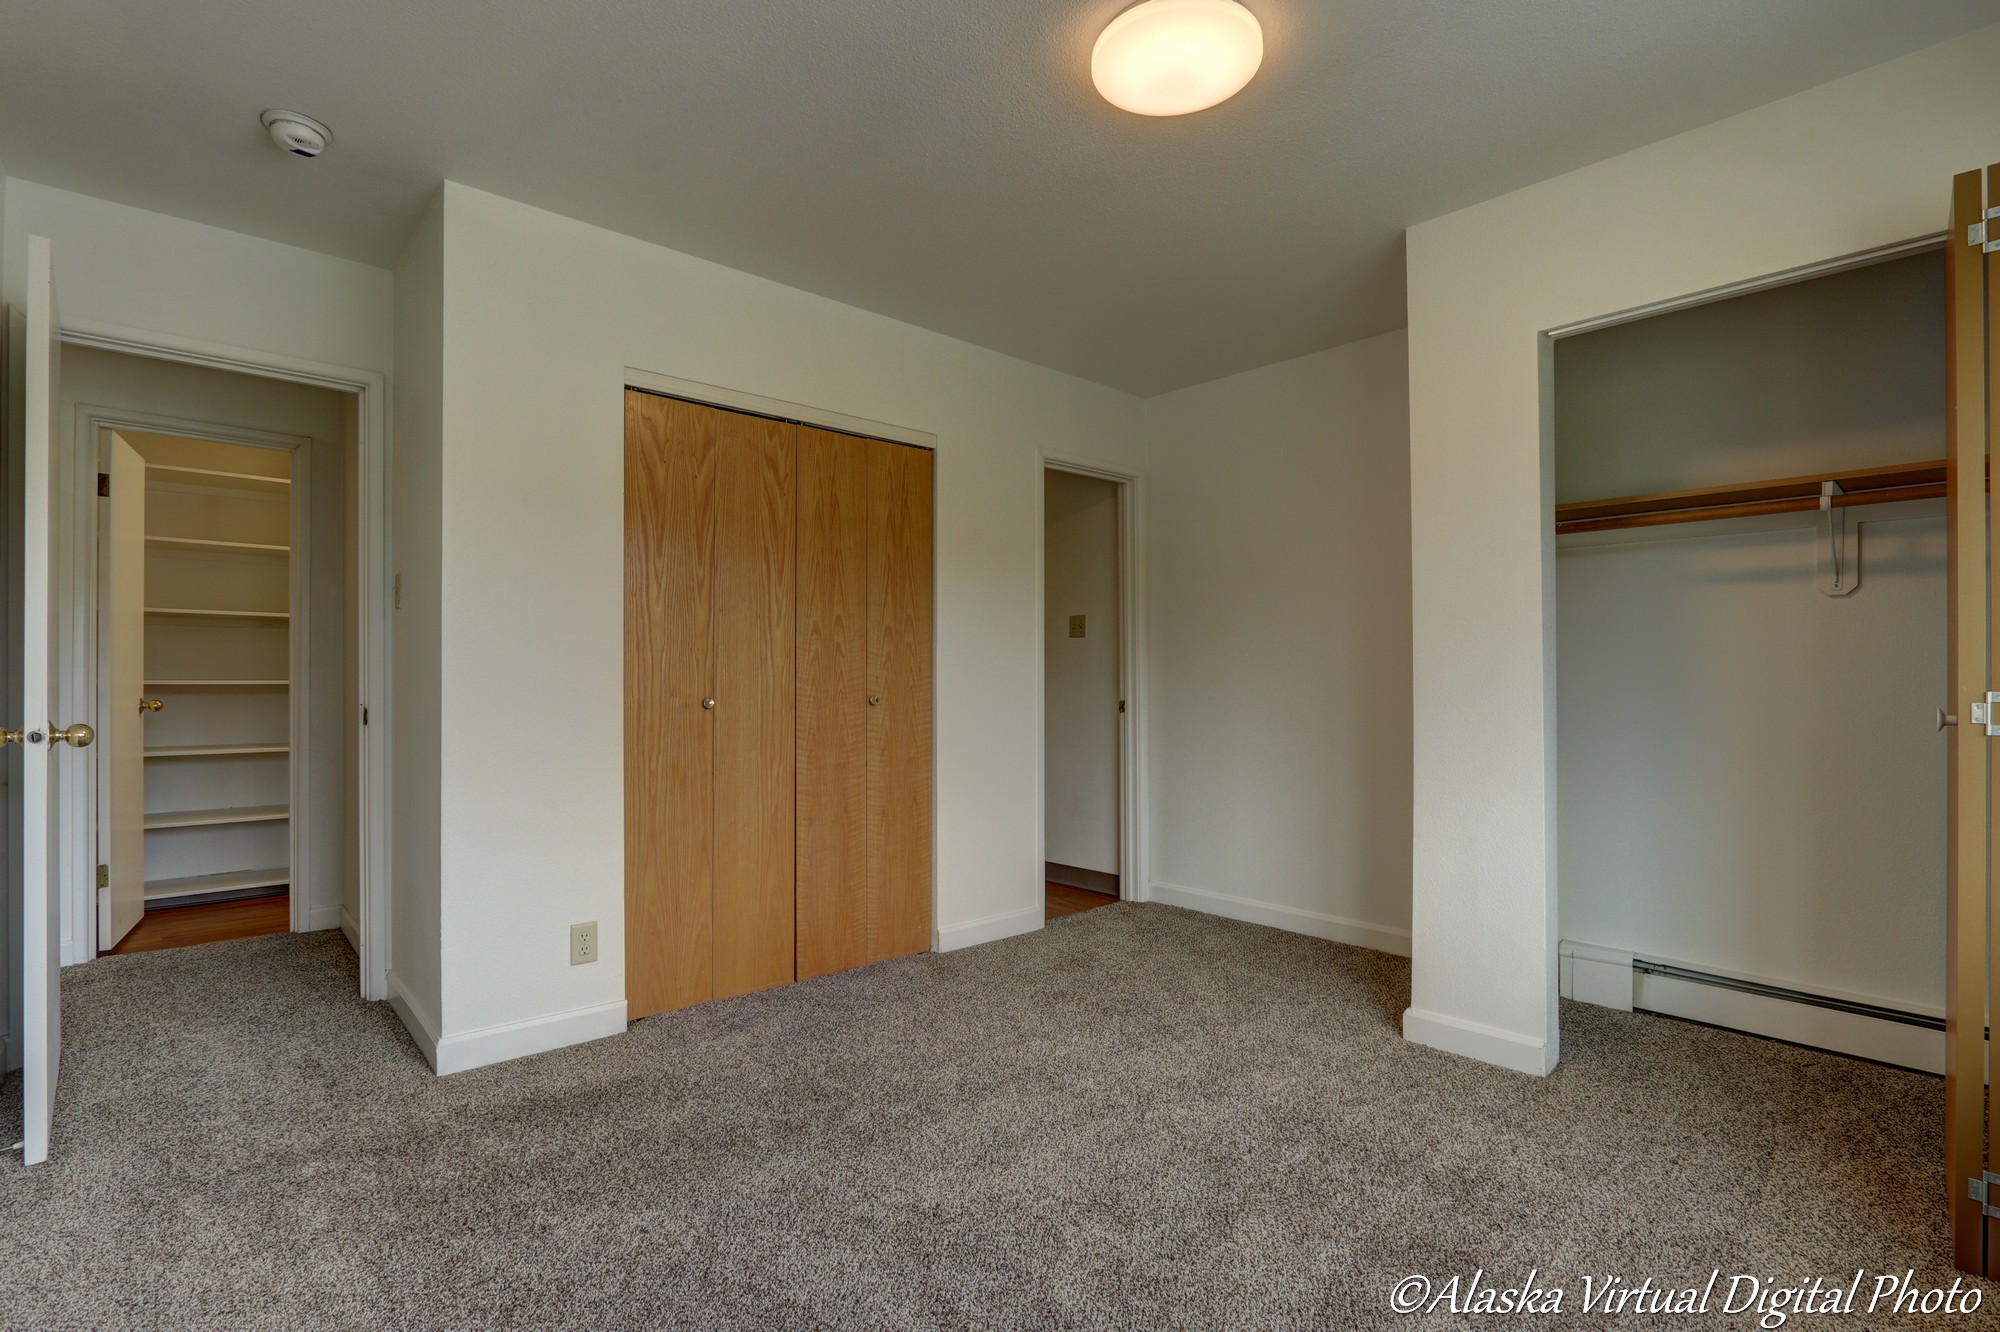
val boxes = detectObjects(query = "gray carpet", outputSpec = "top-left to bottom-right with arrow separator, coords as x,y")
0,904 -> 1982,1329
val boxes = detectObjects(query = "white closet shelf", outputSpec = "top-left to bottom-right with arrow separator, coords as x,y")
145,535 -> 290,556
144,607 -> 289,621
145,463 -> 290,491
144,679 -> 290,691
144,804 -> 290,830
144,868 -> 289,904
144,742 -> 289,759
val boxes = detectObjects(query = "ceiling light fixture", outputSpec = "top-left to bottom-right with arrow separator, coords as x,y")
1091,0 -> 1263,117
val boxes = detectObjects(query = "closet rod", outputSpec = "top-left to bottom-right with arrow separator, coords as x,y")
1555,459 -> 1945,535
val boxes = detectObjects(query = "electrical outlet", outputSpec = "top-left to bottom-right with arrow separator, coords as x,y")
570,921 -> 598,966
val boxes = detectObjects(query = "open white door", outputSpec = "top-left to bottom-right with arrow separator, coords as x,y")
15,236 -> 92,1166
100,435 -> 146,949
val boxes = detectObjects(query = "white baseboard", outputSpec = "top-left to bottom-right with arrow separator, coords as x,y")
1632,969 -> 1943,1074
338,905 -> 360,951
432,998 -> 627,1077
1558,940 -> 1634,1011
1403,1006 -> 1555,1076
935,904 -> 1042,952
1149,879 -> 1411,957
302,904 -> 342,933
386,971 -> 441,1071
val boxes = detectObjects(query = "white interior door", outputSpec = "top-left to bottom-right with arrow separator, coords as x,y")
100,435 -> 146,949
17,235 -> 66,1166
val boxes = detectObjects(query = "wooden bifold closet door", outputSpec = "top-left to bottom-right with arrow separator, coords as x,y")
796,427 -> 935,979
625,393 -> 931,1021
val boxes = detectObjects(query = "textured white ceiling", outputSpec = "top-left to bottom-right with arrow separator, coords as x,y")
4,1 -> 1996,394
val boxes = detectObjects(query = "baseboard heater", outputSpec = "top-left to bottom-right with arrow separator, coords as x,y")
1613,954 -> 1948,1073
1631,957 -> 1944,1033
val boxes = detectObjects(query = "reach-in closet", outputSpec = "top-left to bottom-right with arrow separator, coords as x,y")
1551,248 -> 1947,1069
108,432 -> 293,933
624,390 -> 934,1020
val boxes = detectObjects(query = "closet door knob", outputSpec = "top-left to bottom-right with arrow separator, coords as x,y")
702,698 -> 716,710
48,722 -> 94,749
868,695 -> 881,706
139,697 -> 164,713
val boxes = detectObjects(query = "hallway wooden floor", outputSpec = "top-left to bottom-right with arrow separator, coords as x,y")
102,892 -> 291,955
1046,882 -> 1118,920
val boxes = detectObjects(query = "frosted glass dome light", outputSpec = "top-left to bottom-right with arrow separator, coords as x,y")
1091,0 -> 1264,117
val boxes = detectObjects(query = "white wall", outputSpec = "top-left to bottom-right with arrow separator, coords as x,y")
1556,253 -> 1947,1014
422,183 -> 1145,1069
1,180 -> 392,375
1142,331 -> 1413,955
1404,23 -> 2000,1075
388,194 -> 443,1053
1043,469 -> 1120,878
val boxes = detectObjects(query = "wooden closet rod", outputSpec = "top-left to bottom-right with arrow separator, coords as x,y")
1555,459 -> 1946,535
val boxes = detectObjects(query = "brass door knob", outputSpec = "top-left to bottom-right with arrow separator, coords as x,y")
1,727 -> 26,747
48,722 -> 94,749
702,698 -> 716,710
140,697 -> 164,713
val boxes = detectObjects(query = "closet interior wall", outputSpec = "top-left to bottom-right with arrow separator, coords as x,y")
1553,250 -> 1948,1020
624,391 -> 933,1021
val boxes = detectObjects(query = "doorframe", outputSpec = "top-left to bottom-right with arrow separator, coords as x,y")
1038,455 -> 1147,909
81,409 -> 315,946
54,319 -> 391,1002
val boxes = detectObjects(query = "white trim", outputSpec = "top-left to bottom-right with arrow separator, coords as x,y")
935,904 -> 1042,952
303,904 -> 341,932
1630,969 -> 1943,1075
1149,879 -> 1411,957
339,904 -> 359,950
1543,232 -> 1945,340
58,318 -> 392,1003
1402,1006 -> 1555,1077
386,971 -> 441,1069
1038,455 -> 1148,907
622,368 -> 938,449
432,998 -> 627,1077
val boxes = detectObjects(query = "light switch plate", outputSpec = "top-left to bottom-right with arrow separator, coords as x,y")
570,921 -> 598,965
1068,614 -> 1086,638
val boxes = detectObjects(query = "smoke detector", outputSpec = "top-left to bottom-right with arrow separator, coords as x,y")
259,109 -> 331,158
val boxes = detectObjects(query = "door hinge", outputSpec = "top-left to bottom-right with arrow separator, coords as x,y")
1974,210 -> 2000,253
1969,1173 -> 2000,1217
361,705 -> 369,726
95,863 -> 108,889
1118,699 -> 1127,714
97,472 -> 110,497
1970,693 -> 2000,736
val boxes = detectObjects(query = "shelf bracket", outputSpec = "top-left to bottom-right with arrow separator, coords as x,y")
1817,481 -> 1857,597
